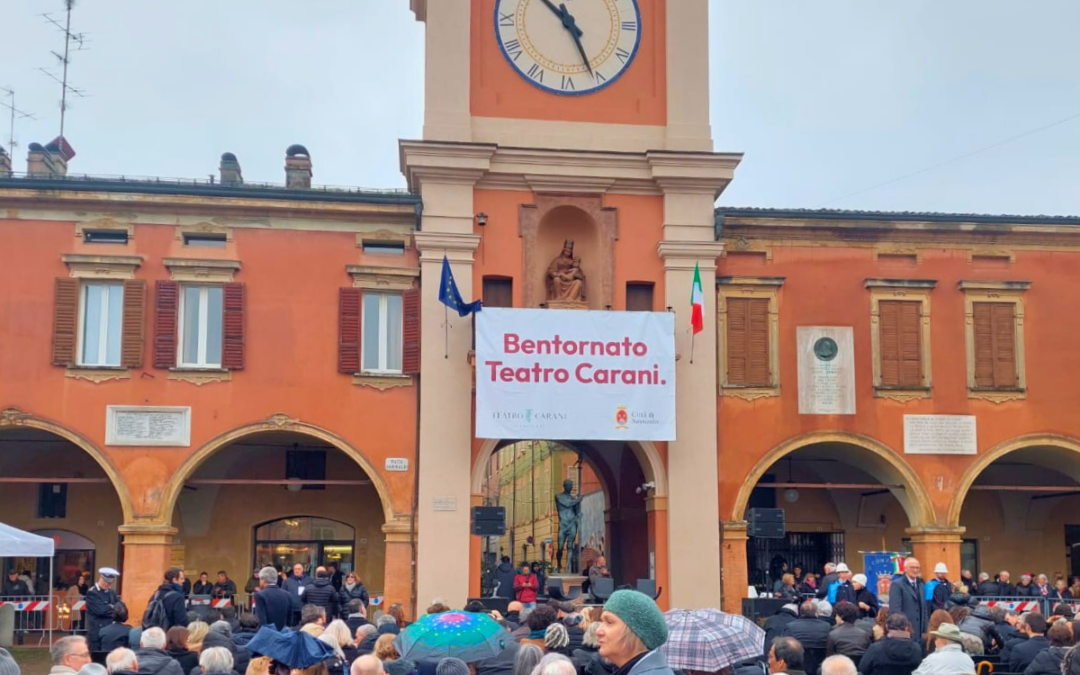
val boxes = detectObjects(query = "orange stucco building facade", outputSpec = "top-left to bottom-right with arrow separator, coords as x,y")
3,0 -> 1080,622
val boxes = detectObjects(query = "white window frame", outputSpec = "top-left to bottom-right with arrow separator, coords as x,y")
361,292 -> 403,375
177,284 -> 223,369
77,281 -> 124,367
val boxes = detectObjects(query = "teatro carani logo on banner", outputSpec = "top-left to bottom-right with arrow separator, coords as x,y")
475,308 -> 676,441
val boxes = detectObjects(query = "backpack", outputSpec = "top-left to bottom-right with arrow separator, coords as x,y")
142,589 -> 176,630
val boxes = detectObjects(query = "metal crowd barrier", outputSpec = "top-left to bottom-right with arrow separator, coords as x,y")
974,595 -> 1077,615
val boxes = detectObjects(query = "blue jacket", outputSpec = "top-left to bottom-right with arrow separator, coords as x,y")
254,584 -> 295,631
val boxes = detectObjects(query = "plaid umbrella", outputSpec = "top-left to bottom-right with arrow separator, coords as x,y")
394,611 -> 509,663
660,609 -> 766,671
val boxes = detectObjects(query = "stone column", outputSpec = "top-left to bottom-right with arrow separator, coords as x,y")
658,238 -> 725,608
646,496 -> 670,610
721,521 -> 749,614
413,230 -> 480,610
907,527 -> 966,581
119,524 -> 177,619
665,0 -> 713,152
382,519 -> 416,618
414,0 -> 472,142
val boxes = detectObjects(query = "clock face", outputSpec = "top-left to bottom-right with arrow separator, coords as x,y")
494,0 -> 642,96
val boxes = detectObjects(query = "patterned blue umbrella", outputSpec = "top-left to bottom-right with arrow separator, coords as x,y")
394,611 -> 509,663
660,609 -> 766,671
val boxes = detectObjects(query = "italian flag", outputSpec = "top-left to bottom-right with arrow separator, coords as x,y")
690,262 -> 704,334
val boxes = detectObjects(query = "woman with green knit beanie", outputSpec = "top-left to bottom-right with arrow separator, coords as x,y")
596,590 -> 674,675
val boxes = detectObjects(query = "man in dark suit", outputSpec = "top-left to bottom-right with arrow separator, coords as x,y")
888,557 -> 928,638
1008,613 -> 1048,672
253,566 -> 293,630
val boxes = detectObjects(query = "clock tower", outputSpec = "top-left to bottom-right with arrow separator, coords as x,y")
402,0 -> 739,610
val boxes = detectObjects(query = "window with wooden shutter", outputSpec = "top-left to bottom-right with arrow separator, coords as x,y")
121,280 -> 146,368
726,297 -> 770,386
878,300 -> 923,388
338,288 -> 362,374
483,277 -> 513,308
153,280 -> 179,369
402,287 -> 421,375
973,302 -> 1018,389
222,282 -> 245,370
626,282 -> 654,312
52,278 -> 79,366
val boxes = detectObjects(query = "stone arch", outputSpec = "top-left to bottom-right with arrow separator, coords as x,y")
732,430 -> 936,528
0,407 -> 135,523
472,438 -> 668,499
947,433 -> 1080,527
160,413 -> 397,525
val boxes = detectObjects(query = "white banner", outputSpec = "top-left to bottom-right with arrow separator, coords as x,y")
475,308 -> 676,441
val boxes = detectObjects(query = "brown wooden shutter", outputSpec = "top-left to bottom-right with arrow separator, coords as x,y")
626,282 -> 654,312
402,287 -> 421,375
338,288 -> 362,374
747,298 -> 770,385
120,280 -> 146,368
973,302 -> 1017,388
482,278 -> 513,308
153,280 -> 179,369
879,300 -> 922,387
51,278 -> 79,366
991,303 -> 1018,388
222,282 -> 245,370
726,297 -> 770,386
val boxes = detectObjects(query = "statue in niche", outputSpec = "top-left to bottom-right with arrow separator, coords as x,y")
546,240 -> 587,304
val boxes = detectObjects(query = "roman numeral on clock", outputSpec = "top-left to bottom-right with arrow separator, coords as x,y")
527,63 -> 544,82
504,39 -> 522,61
594,70 -> 607,84
499,12 -> 514,26
622,20 -> 637,32
561,75 -> 575,91
616,48 -> 631,63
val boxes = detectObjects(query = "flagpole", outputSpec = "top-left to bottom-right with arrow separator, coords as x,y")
690,330 -> 695,365
444,299 -> 449,359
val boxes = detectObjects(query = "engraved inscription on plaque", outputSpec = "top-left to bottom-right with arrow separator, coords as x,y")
106,406 -> 192,446
798,327 -> 856,415
904,415 -> 977,455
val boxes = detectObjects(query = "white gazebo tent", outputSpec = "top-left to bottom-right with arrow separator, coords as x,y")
0,521 -> 55,644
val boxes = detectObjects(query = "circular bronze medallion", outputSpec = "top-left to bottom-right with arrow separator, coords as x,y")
814,337 -> 839,362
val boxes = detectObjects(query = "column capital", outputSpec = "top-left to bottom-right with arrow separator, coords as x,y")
383,517 -> 417,544
119,522 -> 177,545
657,241 -> 725,270
721,521 -> 749,541
904,526 -> 967,544
415,232 -> 481,263
645,495 -> 668,513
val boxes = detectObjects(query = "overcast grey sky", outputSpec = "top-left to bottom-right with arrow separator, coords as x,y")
5,1 -> 1079,215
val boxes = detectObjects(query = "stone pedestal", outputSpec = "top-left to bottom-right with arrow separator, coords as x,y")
546,300 -> 587,310
120,524 -> 177,620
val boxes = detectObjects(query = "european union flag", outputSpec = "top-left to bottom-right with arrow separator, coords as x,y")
439,255 -> 482,317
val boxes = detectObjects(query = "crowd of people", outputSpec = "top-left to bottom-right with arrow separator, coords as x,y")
0,566 -> 675,675
756,556 -> 1080,675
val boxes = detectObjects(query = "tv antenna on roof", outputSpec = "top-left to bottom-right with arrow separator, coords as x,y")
40,0 -> 89,140
0,88 -> 37,156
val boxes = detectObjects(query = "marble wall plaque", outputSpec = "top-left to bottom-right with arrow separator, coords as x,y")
797,327 -> 856,415
106,405 -> 191,446
904,415 -> 978,455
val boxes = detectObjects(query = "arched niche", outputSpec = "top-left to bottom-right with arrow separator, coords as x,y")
520,194 -> 618,309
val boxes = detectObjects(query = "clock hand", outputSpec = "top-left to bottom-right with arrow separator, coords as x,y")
559,4 -> 593,76
540,0 -> 583,37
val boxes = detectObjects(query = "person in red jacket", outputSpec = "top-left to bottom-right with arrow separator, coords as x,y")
514,563 -> 539,609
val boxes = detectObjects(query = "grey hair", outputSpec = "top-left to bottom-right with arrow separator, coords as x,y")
821,655 -> 857,675
140,627 -> 167,650
356,624 -> 378,641
199,647 -> 234,674
582,622 -> 601,649
105,648 -> 137,674
209,620 -> 232,637
377,614 -> 398,628
350,655 -> 385,675
259,566 -> 278,584
52,636 -> 88,665
79,664 -> 108,675
513,644 -> 543,675
529,654 -> 576,675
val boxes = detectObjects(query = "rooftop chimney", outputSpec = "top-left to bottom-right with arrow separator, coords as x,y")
0,146 -> 11,177
219,152 -> 243,186
27,136 -> 75,179
284,144 -> 312,189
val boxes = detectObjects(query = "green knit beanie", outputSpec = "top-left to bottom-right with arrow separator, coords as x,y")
603,590 -> 668,651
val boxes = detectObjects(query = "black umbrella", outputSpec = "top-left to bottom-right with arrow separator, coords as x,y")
246,626 -> 334,669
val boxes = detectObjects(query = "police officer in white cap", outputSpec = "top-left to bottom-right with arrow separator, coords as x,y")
927,563 -> 951,611
85,567 -> 120,652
